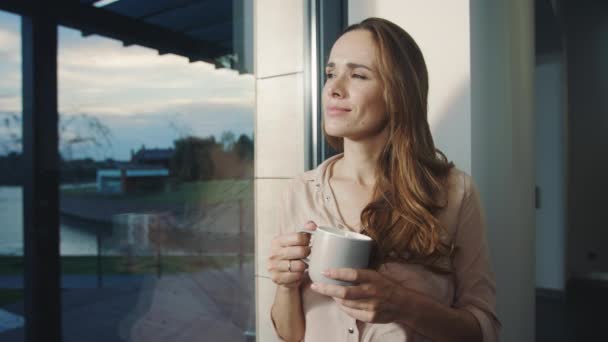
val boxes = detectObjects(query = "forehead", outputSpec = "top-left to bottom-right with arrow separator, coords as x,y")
328,29 -> 378,66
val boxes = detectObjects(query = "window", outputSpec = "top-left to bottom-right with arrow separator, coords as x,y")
0,1 -> 255,340
0,9 -> 24,341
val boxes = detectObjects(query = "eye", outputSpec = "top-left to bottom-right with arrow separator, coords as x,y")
325,72 -> 335,79
352,74 -> 367,80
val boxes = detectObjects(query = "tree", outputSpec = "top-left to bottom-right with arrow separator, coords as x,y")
0,112 -> 22,155
59,113 -> 113,161
1,112 -> 113,160
170,136 -> 216,181
234,134 -> 253,161
220,130 -> 236,151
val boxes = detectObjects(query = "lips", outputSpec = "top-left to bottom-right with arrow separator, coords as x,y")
325,105 -> 351,116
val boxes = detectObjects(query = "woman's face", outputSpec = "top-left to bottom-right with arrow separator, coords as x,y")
323,29 -> 388,141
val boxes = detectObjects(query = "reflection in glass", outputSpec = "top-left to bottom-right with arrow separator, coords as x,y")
56,2 -> 255,340
0,10 -> 24,341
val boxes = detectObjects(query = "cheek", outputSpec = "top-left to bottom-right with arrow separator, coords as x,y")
321,84 -> 330,105
358,93 -> 386,123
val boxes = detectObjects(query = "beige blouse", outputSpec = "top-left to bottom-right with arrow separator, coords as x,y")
271,154 -> 501,341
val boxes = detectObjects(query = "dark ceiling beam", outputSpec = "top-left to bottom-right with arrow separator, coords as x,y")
135,0 -> 211,20
0,0 -> 231,63
181,15 -> 232,34
0,0 -> 34,16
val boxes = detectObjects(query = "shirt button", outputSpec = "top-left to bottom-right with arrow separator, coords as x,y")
348,327 -> 354,334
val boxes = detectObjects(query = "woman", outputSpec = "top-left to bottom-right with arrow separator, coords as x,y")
267,17 -> 500,341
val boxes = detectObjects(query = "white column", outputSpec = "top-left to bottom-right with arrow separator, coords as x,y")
253,1 -> 307,341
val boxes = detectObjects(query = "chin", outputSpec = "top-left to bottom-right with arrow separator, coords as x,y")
323,125 -> 350,139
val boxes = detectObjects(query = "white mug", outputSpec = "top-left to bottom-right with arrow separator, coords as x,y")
300,226 -> 373,286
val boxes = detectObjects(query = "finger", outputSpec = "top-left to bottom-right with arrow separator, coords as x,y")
268,244 -> 311,262
271,271 -> 305,285
289,260 -> 308,272
310,282 -> 371,299
278,232 -> 312,247
302,220 -> 318,231
335,303 -> 372,322
324,268 -> 375,283
268,259 -> 307,273
281,245 -> 311,259
334,297 -> 374,311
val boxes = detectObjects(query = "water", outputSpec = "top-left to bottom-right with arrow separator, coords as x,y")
0,186 -> 98,256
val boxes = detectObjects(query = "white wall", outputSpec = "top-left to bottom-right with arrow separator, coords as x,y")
535,57 -> 566,291
349,0 -> 536,341
470,1 -> 535,341
349,0 -> 472,174
253,1 -> 307,341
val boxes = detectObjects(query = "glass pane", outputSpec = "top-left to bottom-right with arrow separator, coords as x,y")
58,1 -> 254,341
0,10 -> 24,342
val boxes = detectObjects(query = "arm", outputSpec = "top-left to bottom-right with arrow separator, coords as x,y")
310,174 -> 500,341
311,269 -> 482,342
396,287 -> 482,342
399,174 -> 496,341
268,222 -> 317,341
271,285 -> 305,342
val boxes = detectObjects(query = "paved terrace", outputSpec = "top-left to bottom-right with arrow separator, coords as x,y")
0,260 -> 256,342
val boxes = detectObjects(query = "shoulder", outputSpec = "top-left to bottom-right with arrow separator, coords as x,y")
284,169 -> 317,194
439,167 -> 481,236
291,169 -> 317,186
280,168 -> 321,209
445,167 -> 475,205
284,153 -> 340,196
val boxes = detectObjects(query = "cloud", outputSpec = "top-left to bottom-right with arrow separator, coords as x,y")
56,26 -> 255,117
0,27 -> 21,101
0,28 -> 19,63
0,96 -> 20,112
0,18 -> 256,160
97,106 -> 254,160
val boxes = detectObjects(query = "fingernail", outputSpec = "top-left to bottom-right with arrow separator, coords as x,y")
310,283 -> 318,290
321,270 -> 329,276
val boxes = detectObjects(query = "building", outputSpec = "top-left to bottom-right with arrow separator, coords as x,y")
130,147 -> 174,169
96,164 -> 169,194
97,147 -> 173,194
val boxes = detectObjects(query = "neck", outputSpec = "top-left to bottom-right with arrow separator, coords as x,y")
334,128 -> 388,187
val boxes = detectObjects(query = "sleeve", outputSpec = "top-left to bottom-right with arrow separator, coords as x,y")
451,175 -> 502,342
277,179 -> 297,236
269,179 -> 301,342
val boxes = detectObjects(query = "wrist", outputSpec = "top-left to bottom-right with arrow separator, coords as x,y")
277,284 -> 301,294
394,286 -> 421,327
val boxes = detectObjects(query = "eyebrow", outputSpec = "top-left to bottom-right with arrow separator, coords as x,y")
326,62 -> 374,72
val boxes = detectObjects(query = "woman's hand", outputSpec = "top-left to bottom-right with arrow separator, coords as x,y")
310,268 -> 411,323
268,221 -> 317,288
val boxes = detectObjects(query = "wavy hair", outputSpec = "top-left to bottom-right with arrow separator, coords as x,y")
324,17 -> 456,273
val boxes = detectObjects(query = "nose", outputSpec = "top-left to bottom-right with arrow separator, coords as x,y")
324,75 -> 346,99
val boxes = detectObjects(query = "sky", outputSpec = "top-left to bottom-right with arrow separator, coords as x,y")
0,10 -> 254,161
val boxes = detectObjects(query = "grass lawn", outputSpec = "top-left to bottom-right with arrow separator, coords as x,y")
0,255 -> 253,276
0,289 -> 23,307
0,255 -> 252,306
61,179 -> 253,204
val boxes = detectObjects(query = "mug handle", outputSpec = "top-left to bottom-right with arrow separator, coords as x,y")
297,227 -> 316,265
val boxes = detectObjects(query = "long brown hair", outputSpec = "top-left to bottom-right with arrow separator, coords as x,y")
325,17 -> 455,273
